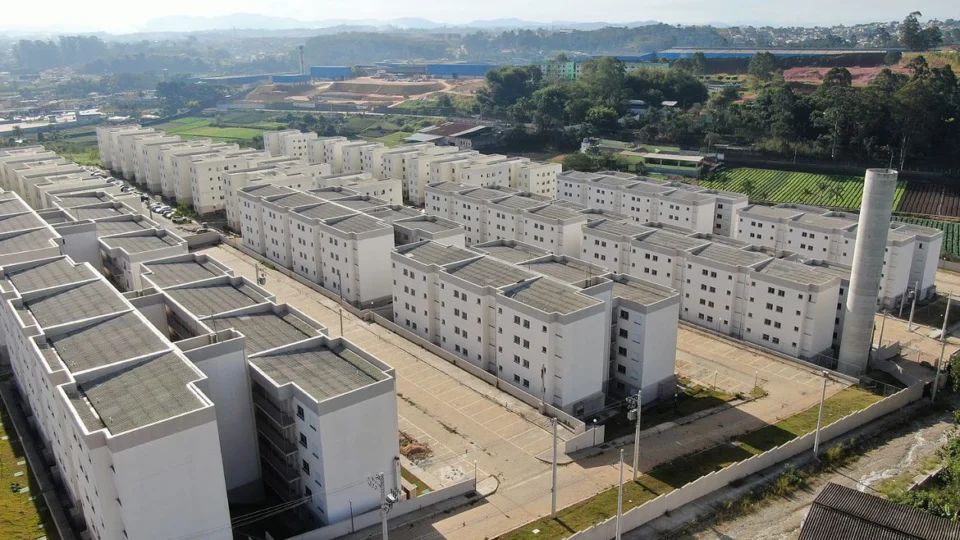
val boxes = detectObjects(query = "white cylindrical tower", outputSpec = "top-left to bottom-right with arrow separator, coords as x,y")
837,168 -> 898,375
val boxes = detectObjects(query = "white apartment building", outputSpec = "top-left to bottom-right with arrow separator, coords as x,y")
264,129 -> 302,156
522,203 -> 590,256
277,130 -> 318,160
484,193 -> 552,243
162,143 -> 237,201
96,125 -> 154,174
393,215 -> 465,246
136,253 -> 400,526
187,148 -> 269,214
99,228 -> 188,291
306,136 -> 348,166
0,148 -> 57,191
115,129 -> 161,180
557,171 -> 747,236
511,161 -> 561,198
450,186 -> 519,245
287,201 -> 358,283
132,134 -> 180,187
138,139 -> 206,194
318,172 -> 402,205
0,200 -> 234,540
736,204 -> 941,306
407,150 -> 479,205
317,213 -> 394,306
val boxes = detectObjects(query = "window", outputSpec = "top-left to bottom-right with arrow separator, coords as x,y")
302,460 -> 310,474
617,364 -> 627,374
619,328 -> 628,339
514,355 -> 521,364
514,335 -> 521,344
523,360 -> 530,368
296,405 -> 304,420
618,346 -> 628,356
523,339 -> 530,349
299,433 -> 308,448
514,374 -> 521,383
522,379 -> 530,388
514,315 -> 521,324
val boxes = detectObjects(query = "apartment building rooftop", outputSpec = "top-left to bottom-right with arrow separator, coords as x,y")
166,281 -> 268,317
324,214 -> 389,234
333,196 -> 389,211
250,343 -> 388,401
53,192 -> 114,208
693,243 -> 770,267
0,228 -> 58,255
793,213 -> 857,230
293,203 -> 357,221
0,196 -> 31,215
589,219 -> 650,238
741,205 -> 804,219
21,280 -> 127,328
101,232 -> 181,254
205,310 -> 319,354
309,187 -> 360,200
560,171 -> 603,182
0,212 -> 45,232
141,257 -> 228,288
459,187 -> 517,201
473,241 -> 550,265
526,204 -> 584,220
445,256 -> 535,288
611,277 -> 676,305
47,311 -> 168,373
892,222 -> 943,238
241,184 -> 289,198
362,206 -> 421,222
503,277 -> 599,314
68,205 -> 133,220
635,229 -> 710,251
426,181 -> 464,194
594,176 -> 640,189
96,219 -> 154,236
394,215 -> 460,233
68,351 -> 205,434
581,208 -> 630,221
493,194 -> 550,210
268,191 -> 323,208
521,257 -> 606,285
622,182 -> 675,196
395,242 -> 477,266
757,259 -> 838,286
5,257 -> 97,293
663,189 -> 713,203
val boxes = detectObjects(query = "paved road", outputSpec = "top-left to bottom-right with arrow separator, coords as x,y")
199,244 -> 853,539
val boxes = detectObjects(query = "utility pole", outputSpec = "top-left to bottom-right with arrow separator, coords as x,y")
933,293 -> 952,403
877,310 -> 888,350
338,271 -> 344,336
616,449 -> 624,540
813,371 -> 829,457
908,281 -> 919,332
629,390 -> 642,481
368,472 -> 399,540
551,417 -> 558,516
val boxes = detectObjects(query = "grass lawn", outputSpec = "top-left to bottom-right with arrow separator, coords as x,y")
499,387 -> 880,540
605,383 -> 737,441
60,149 -> 100,167
0,399 -> 58,540
370,131 -> 412,147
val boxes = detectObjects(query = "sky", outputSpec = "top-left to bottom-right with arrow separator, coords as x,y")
2,0 -> 957,34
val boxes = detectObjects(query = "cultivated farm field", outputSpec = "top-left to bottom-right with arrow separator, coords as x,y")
894,216 -> 960,258
897,182 -> 960,217
699,168 -> 906,210
152,117 -> 263,142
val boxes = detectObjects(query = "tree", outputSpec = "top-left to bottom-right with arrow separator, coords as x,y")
562,152 -> 599,172
585,106 -> 620,133
436,93 -> 453,108
899,12 -> 943,51
10,126 -> 24,140
578,57 -> 627,112
691,51 -> 708,76
478,65 -> 542,109
748,52 -> 778,82
532,84 -> 569,132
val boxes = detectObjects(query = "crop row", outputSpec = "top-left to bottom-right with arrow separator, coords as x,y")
895,216 -> 960,258
700,168 -> 906,210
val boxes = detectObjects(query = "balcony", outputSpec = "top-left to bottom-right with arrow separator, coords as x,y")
256,413 -> 299,455
253,392 -> 295,428
258,440 -> 299,483
262,464 -> 299,500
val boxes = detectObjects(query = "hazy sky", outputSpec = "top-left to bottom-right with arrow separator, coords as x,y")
3,0 -> 957,33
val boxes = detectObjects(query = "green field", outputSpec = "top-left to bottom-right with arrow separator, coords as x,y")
700,168 -> 906,210
369,131 -> 413,147
152,117 -> 264,142
894,216 -> 960,258
0,400 -> 57,540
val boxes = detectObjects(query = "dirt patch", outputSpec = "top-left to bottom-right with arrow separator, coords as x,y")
325,81 -> 443,96
400,430 -> 433,461
783,66 -> 911,87
244,83 -> 322,103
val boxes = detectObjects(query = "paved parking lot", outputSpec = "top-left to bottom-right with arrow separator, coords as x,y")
197,244 -> 853,539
